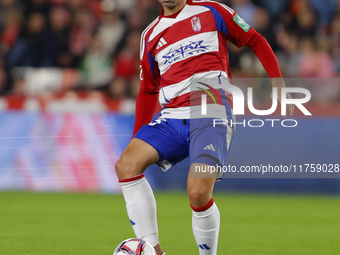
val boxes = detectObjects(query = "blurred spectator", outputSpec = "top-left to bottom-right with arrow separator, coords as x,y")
114,30 -> 140,80
80,34 -> 112,89
311,0 -> 337,27
232,0 -> 257,26
289,0 -> 311,17
97,11 -> 126,56
128,0 -> 161,30
68,0 -> 88,11
44,6 -> 71,67
330,14 -> 340,75
277,32 -> 302,78
115,0 -> 136,12
22,0 -> 51,18
0,9 -> 23,54
1,0 -> 17,8
252,7 -> 277,49
0,67 -> 8,95
7,12 -> 47,67
105,77 -> 136,113
253,7 -> 270,31
0,0 -> 20,26
69,8 -> 96,65
298,37 -> 335,78
107,78 -> 128,99
254,0 -> 289,19
294,6 -> 318,37
298,37 -> 338,102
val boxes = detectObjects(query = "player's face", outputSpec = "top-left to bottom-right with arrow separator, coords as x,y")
158,0 -> 185,11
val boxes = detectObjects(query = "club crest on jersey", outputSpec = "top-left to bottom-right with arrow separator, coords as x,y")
191,17 -> 201,32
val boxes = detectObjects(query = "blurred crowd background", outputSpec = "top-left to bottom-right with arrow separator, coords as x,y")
0,0 -> 339,112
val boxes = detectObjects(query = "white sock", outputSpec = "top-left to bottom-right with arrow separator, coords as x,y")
119,174 -> 159,247
191,199 -> 220,255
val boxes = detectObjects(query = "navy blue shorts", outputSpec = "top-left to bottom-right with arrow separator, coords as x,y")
134,117 -> 234,178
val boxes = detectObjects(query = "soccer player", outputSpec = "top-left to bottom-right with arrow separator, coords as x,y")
115,1 -> 294,254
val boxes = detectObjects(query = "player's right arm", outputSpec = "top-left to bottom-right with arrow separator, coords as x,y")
133,29 -> 161,137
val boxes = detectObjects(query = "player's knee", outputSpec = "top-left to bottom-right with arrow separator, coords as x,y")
115,155 -> 145,181
115,158 -> 124,180
187,188 -> 211,208
115,157 -> 134,181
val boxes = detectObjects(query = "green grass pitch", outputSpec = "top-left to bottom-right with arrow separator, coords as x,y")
0,191 -> 339,255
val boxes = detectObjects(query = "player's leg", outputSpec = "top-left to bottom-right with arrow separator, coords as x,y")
188,116 -> 234,255
187,163 -> 220,255
115,138 -> 164,255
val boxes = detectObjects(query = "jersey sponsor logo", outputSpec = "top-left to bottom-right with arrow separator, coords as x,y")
191,16 -> 202,32
156,32 -> 219,74
162,40 -> 209,66
233,14 -> 251,32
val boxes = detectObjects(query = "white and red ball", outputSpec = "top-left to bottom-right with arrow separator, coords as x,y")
113,238 -> 156,255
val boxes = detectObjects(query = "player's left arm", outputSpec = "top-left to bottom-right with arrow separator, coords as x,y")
245,30 -> 294,116
219,7 -> 294,115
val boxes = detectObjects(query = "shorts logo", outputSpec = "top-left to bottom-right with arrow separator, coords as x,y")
204,144 -> 215,152
191,17 -> 202,32
233,14 -> 251,32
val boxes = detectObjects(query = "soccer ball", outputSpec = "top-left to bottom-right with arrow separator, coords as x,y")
113,238 -> 156,255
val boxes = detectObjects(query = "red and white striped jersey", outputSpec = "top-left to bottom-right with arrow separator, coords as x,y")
136,0 -> 281,131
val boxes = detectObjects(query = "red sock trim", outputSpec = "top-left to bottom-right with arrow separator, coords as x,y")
119,174 -> 145,183
190,197 -> 214,212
